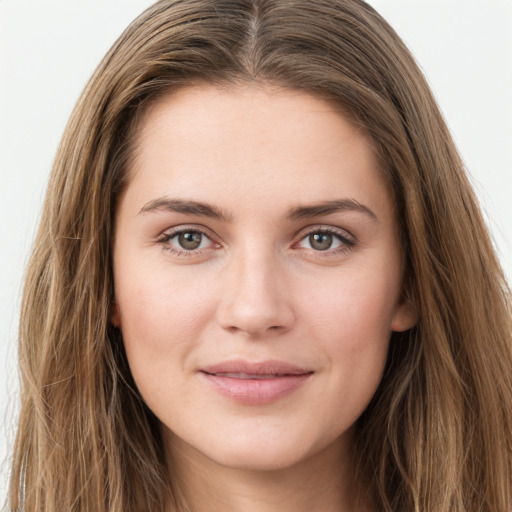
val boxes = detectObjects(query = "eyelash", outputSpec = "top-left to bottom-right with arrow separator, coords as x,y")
295,227 -> 356,255
157,225 -> 219,257
156,225 -> 356,257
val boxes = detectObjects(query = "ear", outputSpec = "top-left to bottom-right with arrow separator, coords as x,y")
111,302 -> 121,328
391,296 -> 417,332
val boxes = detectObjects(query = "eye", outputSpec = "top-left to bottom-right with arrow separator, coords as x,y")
307,232 -> 337,251
296,228 -> 354,253
174,231 -> 205,250
158,227 -> 218,254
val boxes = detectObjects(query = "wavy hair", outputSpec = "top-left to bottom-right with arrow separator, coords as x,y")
9,0 -> 512,510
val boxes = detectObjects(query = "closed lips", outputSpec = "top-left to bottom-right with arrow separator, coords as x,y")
203,372 -> 314,380
200,360 -> 313,377
200,360 -> 314,405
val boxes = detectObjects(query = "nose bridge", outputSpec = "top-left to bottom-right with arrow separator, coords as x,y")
216,240 -> 294,336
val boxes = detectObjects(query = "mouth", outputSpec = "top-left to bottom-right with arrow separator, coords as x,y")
199,360 -> 314,405
205,372 -> 299,380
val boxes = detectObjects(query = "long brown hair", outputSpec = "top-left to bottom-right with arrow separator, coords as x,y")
9,1 -> 512,510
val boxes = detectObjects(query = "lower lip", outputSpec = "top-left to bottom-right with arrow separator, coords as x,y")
201,373 -> 312,405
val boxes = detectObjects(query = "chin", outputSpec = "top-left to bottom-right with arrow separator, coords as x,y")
166,422 -> 344,474
211,443 -> 309,472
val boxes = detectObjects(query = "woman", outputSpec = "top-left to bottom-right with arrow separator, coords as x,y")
8,0 -> 512,511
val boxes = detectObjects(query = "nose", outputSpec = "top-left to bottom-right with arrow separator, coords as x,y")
215,247 -> 295,338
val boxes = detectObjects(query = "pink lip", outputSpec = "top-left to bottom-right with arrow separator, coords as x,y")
200,359 -> 313,405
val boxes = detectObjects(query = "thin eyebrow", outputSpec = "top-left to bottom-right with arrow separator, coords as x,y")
139,197 -> 231,222
288,199 -> 378,222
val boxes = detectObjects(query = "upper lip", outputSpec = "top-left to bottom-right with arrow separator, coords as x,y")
201,359 -> 312,376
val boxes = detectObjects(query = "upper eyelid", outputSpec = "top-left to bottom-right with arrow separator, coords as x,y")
295,224 -> 355,241
158,224 -> 216,239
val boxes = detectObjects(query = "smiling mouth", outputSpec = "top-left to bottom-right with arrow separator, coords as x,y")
206,372 -> 299,379
200,360 -> 313,405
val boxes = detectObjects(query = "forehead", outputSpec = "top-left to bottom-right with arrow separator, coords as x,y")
137,84 -> 368,148
123,84 -> 393,220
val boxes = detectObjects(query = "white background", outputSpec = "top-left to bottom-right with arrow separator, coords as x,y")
1,0 -> 511,502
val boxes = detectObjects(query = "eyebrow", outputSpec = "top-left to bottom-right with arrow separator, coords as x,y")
139,197 -> 377,222
288,199 -> 378,222
139,197 -> 232,222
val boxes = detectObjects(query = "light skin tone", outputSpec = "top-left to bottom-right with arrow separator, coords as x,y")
113,84 -> 416,512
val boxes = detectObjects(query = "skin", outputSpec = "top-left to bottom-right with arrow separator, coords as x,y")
113,84 -> 416,512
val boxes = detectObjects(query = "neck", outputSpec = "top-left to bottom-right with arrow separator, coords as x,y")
165,433 -> 366,512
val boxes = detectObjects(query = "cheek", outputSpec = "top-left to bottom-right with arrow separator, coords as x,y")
117,262 -> 212,332
297,268 -> 397,394
319,295 -> 391,381
299,265 -> 398,341
115,268 -> 216,384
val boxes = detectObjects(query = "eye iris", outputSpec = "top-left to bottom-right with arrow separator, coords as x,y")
178,231 -> 202,250
309,233 -> 332,251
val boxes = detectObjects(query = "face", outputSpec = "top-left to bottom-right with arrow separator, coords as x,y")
113,85 -> 415,472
